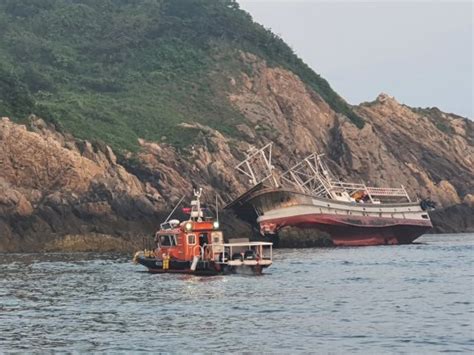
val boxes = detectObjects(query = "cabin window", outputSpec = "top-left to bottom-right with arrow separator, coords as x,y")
187,234 -> 196,245
159,235 -> 177,247
159,235 -> 170,246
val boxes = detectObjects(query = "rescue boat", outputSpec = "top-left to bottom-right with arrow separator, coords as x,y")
133,188 -> 273,275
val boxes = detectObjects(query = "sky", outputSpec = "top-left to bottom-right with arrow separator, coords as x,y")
238,0 -> 473,118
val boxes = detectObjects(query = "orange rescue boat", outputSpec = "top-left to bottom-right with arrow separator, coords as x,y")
133,188 -> 273,275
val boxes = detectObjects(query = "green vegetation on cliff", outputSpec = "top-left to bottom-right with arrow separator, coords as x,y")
0,0 -> 364,151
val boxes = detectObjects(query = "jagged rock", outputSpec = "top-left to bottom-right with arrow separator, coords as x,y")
430,203 -> 474,233
0,54 -> 473,252
0,117 -> 162,252
43,233 -> 142,252
463,194 -> 474,207
229,55 -> 473,208
0,188 -> 33,217
277,226 -> 333,248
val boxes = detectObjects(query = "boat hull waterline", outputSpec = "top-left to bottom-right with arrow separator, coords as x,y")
259,212 -> 432,246
135,255 -> 269,275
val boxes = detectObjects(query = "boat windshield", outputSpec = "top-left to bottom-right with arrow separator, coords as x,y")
159,235 -> 177,247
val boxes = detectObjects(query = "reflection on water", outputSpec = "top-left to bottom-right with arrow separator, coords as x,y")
1,234 -> 473,353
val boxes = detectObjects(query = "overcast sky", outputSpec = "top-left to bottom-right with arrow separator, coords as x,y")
238,0 -> 473,118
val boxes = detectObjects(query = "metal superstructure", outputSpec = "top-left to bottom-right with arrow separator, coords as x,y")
235,143 -> 279,188
236,143 -> 411,204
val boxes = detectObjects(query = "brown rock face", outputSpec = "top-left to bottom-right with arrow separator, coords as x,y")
227,57 -> 473,208
353,94 -> 473,204
228,53 -> 337,162
0,116 -> 164,252
0,54 -> 472,251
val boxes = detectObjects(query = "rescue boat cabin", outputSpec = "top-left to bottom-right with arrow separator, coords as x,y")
155,218 -> 223,262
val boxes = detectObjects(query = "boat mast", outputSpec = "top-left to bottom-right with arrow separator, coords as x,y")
215,193 -> 219,224
279,152 -> 334,198
161,195 -> 185,227
192,188 -> 203,222
235,143 -> 279,188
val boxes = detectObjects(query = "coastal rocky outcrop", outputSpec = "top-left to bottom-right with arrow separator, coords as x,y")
227,54 -> 473,207
1,55 -> 472,252
0,116 -> 165,252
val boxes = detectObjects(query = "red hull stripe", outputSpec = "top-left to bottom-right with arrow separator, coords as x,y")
260,213 -> 432,246
261,213 -> 432,229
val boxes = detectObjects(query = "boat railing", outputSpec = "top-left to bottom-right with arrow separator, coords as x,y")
212,241 -> 273,263
330,181 -> 366,191
328,180 -> 411,200
365,186 -> 410,199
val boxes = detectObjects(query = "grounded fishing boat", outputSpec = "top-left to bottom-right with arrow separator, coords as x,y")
133,188 -> 272,275
226,143 -> 433,246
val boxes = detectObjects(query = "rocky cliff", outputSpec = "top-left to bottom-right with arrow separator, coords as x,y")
1,0 -> 473,252
0,116 -> 165,252
0,52 -> 472,252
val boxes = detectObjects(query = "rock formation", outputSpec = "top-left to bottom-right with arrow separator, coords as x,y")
227,55 -> 473,208
0,54 -> 472,252
0,116 -> 164,252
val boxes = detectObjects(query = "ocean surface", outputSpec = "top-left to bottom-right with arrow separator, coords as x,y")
1,234 -> 473,353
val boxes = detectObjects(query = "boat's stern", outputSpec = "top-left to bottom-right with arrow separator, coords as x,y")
212,240 -> 273,275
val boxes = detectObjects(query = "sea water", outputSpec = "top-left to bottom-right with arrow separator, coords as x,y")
0,234 -> 473,353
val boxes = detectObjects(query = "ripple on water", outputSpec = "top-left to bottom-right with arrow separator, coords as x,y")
0,234 -> 473,353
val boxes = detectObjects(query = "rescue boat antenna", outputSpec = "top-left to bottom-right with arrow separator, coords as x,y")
163,195 -> 185,224
194,188 -> 203,222
215,193 -> 219,223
